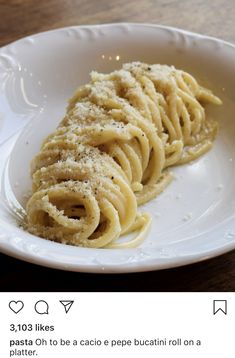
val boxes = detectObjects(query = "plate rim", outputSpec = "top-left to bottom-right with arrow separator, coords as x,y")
0,241 -> 235,273
1,22 -> 235,52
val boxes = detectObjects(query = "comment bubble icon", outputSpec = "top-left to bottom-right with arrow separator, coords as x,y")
35,300 -> 49,315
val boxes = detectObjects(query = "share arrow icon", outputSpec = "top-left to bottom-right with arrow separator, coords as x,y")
60,300 -> 74,314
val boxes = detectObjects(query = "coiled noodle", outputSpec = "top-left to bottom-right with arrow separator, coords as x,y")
26,62 -> 221,248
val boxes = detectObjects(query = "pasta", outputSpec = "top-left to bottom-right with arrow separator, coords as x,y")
26,62 -> 221,248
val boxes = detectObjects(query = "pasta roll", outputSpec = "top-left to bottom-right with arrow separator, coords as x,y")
26,62 -> 221,248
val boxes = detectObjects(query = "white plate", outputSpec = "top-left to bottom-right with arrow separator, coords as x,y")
1,23 -> 235,273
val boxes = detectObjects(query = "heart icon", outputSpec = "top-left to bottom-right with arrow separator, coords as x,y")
9,301 -> 24,314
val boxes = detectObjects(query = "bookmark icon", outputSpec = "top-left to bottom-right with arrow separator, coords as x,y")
60,300 -> 74,314
213,300 -> 227,315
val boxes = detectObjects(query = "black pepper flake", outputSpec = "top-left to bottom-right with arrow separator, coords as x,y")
147,67 -> 151,71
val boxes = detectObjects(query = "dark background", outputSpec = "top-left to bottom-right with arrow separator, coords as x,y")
1,251 -> 235,291
0,0 -> 235,291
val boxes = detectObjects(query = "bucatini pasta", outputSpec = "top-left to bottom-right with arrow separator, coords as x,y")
26,62 -> 222,248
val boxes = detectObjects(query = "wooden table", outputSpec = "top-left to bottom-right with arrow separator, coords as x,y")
1,0 -> 235,291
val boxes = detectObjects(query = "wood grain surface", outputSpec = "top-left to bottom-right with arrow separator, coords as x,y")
0,0 -> 235,291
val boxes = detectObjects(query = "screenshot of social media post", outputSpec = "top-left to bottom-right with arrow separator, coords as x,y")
1,0 -> 235,357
